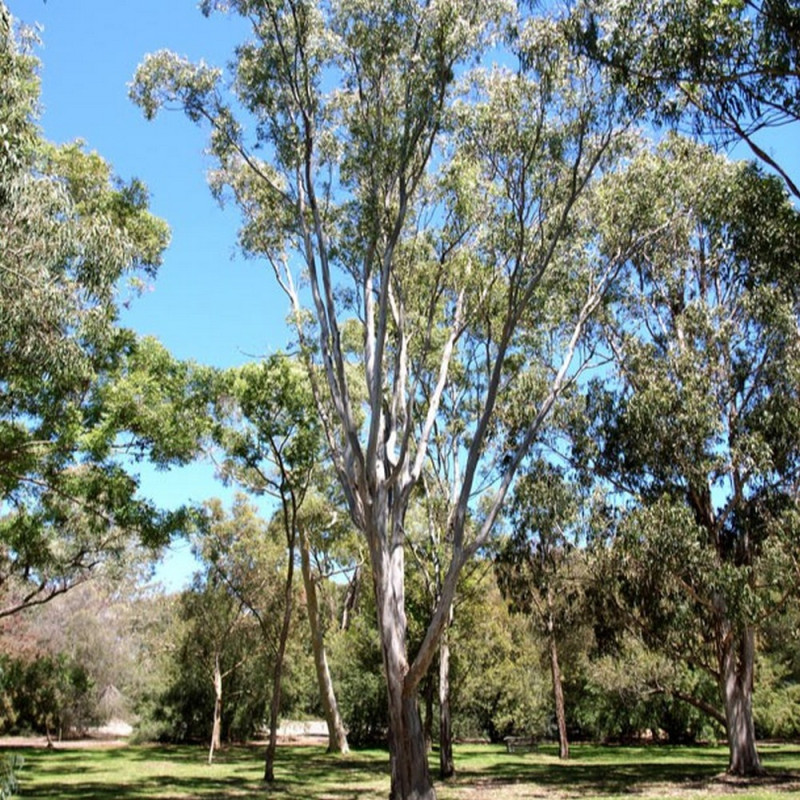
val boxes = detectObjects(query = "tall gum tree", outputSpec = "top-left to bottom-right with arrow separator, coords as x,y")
577,136 -> 800,776
132,3 -> 643,796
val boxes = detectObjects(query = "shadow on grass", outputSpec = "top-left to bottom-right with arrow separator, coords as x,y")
15,743 -> 392,800
456,758 -> 720,792
450,742 -> 800,797
12,741 -> 800,799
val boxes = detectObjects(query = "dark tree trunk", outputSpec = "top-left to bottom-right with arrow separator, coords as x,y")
422,674 -> 434,753
438,617 -> 454,779
718,622 -> 762,776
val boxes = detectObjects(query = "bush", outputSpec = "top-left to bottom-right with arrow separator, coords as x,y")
754,654 -> 800,740
0,653 -> 94,738
0,753 -> 23,800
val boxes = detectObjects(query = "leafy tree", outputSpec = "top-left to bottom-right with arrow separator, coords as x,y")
192,496 -> 291,767
328,570 -> 388,746
0,652 -> 93,742
576,136 -> 800,775
152,525 -> 274,749
447,569 -> 549,743
572,0 -> 800,199
496,460 -> 589,759
292,486 -> 357,753
0,3 -> 195,619
182,555 -> 259,764
755,592 -> 800,737
132,3 -> 641,794
213,357 -> 350,770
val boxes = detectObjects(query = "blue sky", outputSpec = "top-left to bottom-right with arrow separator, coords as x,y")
10,1 -> 799,589
11,0 -> 291,588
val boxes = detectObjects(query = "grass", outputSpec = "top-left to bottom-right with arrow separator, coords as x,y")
4,740 -> 800,799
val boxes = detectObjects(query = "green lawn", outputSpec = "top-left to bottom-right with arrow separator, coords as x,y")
5,741 -> 800,799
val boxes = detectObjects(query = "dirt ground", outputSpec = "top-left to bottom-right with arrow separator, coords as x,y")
0,734 -> 128,749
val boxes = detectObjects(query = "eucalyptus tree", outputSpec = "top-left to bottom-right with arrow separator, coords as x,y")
131,2 -> 643,795
180,540 -> 259,765
404,475 -> 461,777
0,4 -> 202,619
496,460 -> 588,759
572,0 -> 800,199
576,136 -> 800,775
200,489 -> 295,780
213,357 -> 350,768
290,484 -> 356,755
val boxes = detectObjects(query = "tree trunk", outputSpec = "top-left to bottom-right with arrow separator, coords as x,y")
718,622 -> 762,776
438,616 -> 454,779
545,598 -> 569,760
341,564 -> 361,631
422,674 -> 434,753
300,527 -> 349,754
264,528 -> 296,782
374,533 -> 436,800
208,653 -> 223,765
548,628 -> 569,760
387,684 -> 436,800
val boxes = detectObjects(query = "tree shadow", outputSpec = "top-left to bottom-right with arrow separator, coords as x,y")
450,743 -> 800,797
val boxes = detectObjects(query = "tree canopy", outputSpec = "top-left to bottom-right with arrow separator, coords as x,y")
0,4 -> 195,618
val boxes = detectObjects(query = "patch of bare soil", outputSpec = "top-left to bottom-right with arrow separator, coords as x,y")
0,734 -> 128,750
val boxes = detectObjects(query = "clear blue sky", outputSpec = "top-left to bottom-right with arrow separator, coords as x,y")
11,0 -> 290,588
9,1 -> 799,589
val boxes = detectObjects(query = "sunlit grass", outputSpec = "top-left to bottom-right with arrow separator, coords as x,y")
6,740 -> 800,799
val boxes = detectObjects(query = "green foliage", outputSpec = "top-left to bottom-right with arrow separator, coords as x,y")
449,575 -> 549,741
141,497 -> 319,744
328,606 -> 388,746
570,637 -> 721,744
754,651 -> 800,739
572,0 -> 800,197
0,652 -> 93,737
0,2 -> 203,619
496,460 -> 585,625
212,355 -> 322,497
569,136 -> 800,767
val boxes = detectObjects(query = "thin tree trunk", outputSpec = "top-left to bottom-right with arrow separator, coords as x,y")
264,528 -> 297,782
438,613 -> 454,779
209,653 -> 223,765
548,627 -> 569,760
545,595 -> 569,760
341,564 -> 361,631
300,527 -> 349,754
423,674 -> 434,753
718,622 -> 762,776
